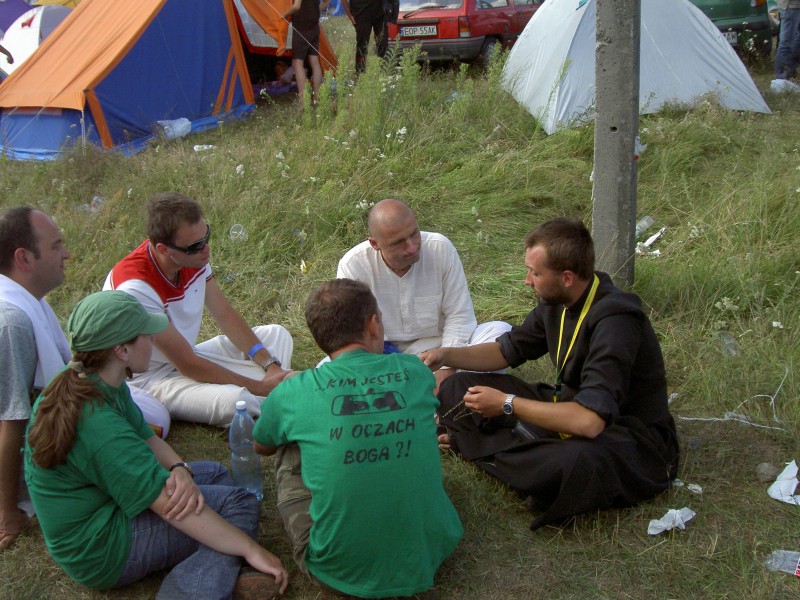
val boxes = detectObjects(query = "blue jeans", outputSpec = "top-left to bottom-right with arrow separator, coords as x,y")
114,461 -> 260,600
775,8 -> 800,79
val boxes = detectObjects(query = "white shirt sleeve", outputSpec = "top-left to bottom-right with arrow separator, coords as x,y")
435,237 -> 477,348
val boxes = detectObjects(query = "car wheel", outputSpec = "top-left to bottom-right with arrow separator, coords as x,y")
477,37 -> 498,70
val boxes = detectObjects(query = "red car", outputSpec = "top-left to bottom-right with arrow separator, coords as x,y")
388,0 -> 544,67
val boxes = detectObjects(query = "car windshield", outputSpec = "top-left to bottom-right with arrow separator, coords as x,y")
400,0 -> 462,11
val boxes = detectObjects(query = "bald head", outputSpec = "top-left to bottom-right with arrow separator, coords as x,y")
367,199 -> 416,237
367,199 -> 422,275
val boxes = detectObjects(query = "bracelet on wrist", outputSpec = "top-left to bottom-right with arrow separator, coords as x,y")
247,342 -> 266,359
260,356 -> 281,371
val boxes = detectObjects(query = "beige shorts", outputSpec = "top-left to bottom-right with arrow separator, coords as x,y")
274,444 -> 345,596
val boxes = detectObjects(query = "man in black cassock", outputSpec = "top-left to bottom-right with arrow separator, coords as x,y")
420,217 -> 679,530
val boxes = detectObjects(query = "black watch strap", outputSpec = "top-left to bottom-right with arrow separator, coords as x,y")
169,461 -> 193,476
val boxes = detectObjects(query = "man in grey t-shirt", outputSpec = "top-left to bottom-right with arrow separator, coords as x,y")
0,302 -> 37,420
0,207 -> 70,551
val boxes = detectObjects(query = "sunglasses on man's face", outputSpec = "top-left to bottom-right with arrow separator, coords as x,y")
164,224 -> 211,255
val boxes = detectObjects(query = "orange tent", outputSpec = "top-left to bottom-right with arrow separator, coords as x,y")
236,0 -> 337,72
28,0 -> 339,71
0,0 -> 255,159
0,0 -> 338,160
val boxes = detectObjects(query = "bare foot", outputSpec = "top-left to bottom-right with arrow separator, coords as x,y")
437,433 -> 451,451
0,510 -> 32,552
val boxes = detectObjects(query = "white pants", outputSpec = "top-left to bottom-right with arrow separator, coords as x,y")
396,321 -> 513,358
135,325 -> 293,427
316,321 -> 513,370
129,386 -> 171,439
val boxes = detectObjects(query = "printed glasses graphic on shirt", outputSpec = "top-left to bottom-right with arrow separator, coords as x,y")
333,390 -> 406,415
328,390 -> 413,465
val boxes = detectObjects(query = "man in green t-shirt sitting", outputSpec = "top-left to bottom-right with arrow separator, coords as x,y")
254,278 -> 463,598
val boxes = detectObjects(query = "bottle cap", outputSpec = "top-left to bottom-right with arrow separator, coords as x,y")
236,400 -> 247,411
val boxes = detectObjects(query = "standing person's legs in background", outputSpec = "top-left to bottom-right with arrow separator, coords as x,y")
354,15 -> 372,75
775,8 -> 800,79
293,57 -> 309,99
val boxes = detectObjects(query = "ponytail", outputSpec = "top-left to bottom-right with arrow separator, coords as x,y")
28,348 -> 115,469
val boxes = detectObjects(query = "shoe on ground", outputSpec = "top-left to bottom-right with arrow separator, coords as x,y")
233,567 -> 282,600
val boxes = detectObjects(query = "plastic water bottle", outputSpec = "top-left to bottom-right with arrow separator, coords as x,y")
716,331 -> 739,357
635,215 -> 655,238
764,550 -> 800,576
229,401 -> 263,501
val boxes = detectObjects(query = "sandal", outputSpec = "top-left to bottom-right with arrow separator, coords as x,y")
233,567 -> 282,600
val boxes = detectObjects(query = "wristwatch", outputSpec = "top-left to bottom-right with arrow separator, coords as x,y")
260,356 -> 281,371
169,462 -> 193,476
502,394 -> 516,415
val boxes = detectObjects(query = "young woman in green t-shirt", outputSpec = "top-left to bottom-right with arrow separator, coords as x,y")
25,291 -> 288,599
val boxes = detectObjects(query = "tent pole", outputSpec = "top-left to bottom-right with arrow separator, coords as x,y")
80,109 -> 86,156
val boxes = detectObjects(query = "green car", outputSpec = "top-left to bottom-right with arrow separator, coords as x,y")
689,0 -> 772,55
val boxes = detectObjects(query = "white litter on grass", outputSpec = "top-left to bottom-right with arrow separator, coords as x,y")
635,244 -> 661,257
228,224 -> 246,241
193,144 -> 215,152
158,118 -> 191,140
671,479 -> 702,495
768,460 -> 800,506
643,227 -> 666,248
648,507 -> 696,535
635,227 -> 666,256
771,79 -> 800,94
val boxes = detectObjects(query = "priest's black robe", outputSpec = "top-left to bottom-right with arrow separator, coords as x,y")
437,272 -> 679,530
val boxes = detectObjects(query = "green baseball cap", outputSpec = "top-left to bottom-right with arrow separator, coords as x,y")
67,290 -> 168,352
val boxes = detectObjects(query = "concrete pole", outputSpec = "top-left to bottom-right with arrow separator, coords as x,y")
591,0 -> 640,289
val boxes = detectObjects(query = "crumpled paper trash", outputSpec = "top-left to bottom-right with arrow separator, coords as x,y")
157,118 -> 191,140
768,460 -> 800,505
771,79 -> 800,94
671,479 -> 703,495
648,507 -> 696,535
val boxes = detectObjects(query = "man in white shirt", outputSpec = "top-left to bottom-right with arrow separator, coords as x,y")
338,199 -> 510,388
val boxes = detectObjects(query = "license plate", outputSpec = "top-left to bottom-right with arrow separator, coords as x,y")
401,25 -> 437,37
722,30 -> 738,45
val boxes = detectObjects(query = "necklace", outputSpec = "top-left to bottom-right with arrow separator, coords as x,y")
552,274 -> 600,439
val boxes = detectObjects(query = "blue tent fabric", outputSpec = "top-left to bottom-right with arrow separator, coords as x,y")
0,0 -> 31,33
90,0 -> 247,143
323,0 -> 346,17
0,0 -> 255,161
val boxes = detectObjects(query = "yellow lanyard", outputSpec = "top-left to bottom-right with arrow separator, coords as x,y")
553,274 -> 599,438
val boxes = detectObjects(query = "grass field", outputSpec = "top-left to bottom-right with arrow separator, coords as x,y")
1,17 -> 800,599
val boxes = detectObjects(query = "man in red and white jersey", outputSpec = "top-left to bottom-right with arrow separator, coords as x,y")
104,192 -> 293,426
